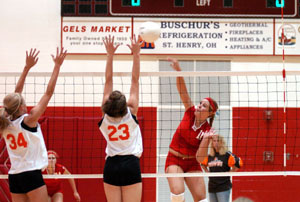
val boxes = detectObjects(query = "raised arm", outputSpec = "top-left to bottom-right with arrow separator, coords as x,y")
24,47 -> 67,127
15,48 -> 40,93
64,168 -> 81,201
167,57 -> 193,111
127,35 -> 142,116
196,129 -> 216,163
102,35 -> 120,109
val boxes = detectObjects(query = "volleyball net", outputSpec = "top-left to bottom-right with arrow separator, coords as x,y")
0,67 -> 300,201
1,66 -> 300,176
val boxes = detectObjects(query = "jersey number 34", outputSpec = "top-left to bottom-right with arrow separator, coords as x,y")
6,132 -> 28,150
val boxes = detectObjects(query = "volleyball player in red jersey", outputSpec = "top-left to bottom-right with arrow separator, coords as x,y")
43,150 -> 81,202
165,58 -> 218,202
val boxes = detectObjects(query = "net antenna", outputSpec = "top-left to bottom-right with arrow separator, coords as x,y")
196,0 -> 211,6
279,0 -> 287,169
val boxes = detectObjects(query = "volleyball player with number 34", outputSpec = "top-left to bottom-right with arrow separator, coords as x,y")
0,47 -> 67,202
98,35 -> 144,202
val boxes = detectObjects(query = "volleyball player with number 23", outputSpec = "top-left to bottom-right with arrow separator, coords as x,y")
98,35 -> 144,202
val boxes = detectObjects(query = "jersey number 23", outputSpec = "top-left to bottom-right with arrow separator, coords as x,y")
107,124 -> 130,141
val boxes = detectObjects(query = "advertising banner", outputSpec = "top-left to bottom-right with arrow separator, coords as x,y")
62,17 -> 298,56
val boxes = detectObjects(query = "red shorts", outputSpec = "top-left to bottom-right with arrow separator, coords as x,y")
47,186 -> 63,197
165,151 -> 202,173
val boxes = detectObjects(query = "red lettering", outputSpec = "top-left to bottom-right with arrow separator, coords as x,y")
63,26 -> 69,32
91,26 -> 97,32
111,26 -> 117,32
63,26 -> 85,32
88,26 -> 131,33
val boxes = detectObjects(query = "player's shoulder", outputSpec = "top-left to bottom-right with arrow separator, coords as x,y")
56,163 -> 66,170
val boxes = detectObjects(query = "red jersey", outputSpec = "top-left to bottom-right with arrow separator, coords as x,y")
43,163 -> 66,196
169,106 -> 211,156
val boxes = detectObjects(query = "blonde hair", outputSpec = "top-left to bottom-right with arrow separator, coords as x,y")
0,108 -> 10,132
0,93 -> 24,132
209,135 -> 228,156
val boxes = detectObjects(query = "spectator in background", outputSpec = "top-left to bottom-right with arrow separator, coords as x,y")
201,135 -> 243,202
43,150 -> 81,202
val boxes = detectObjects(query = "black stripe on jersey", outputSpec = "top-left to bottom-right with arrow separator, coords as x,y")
21,121 -> 37,132
227,151 -> 241,168
97,115 -> 138,126
98,118 -> 104,127
131,114 -> 139,125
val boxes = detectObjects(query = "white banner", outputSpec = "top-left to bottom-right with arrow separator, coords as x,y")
62,17 -> 284,55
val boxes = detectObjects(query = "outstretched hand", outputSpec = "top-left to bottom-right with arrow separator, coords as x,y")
25,48 -> 40,69
127,34 -> 143,55
15,48 -> 40,94
51,47 -> 67,66
103,35 -> 120,56
167,57 -> 181,71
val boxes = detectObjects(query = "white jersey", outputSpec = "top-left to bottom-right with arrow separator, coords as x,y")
99,108 -> 143,158
2,114 -> 48,174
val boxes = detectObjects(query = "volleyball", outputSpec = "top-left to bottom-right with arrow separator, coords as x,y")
139,21 -> 161,43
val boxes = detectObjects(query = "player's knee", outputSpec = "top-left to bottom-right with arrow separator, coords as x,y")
171,192 -> 185,202
198,198 -> 208,202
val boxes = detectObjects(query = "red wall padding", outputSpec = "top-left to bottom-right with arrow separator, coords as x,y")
232,107 -> 300,202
